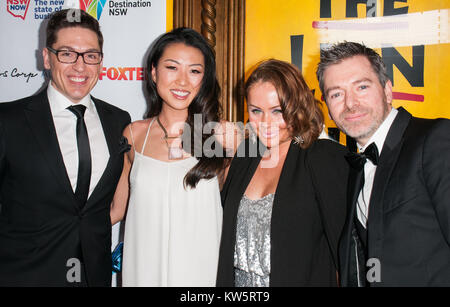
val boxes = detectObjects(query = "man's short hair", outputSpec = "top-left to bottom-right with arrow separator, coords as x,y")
316,42 -> 390,101
46,9 -> 103,51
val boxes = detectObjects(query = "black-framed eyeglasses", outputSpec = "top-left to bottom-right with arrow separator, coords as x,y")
47,47 -> 103,65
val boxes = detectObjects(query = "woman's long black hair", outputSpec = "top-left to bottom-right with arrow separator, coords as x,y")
146,27 -> 227,188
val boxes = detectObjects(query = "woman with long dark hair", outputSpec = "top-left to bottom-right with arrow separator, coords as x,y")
110,28 -> 228,286
217,59 -> 349,286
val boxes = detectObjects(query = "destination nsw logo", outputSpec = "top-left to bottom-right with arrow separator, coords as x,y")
7,0 -> 31,19
109,0 -> 151,16
80,0 -> 107,20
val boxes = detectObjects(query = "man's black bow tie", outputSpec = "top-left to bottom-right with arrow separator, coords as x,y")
345,142 -> 379,170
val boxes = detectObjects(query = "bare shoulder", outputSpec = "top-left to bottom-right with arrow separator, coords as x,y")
125,118 -> 154,136
130,118 -> 154,130
123,118 -> 155,154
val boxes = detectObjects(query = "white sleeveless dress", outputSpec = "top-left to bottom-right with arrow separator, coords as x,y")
122,119 -> 223,287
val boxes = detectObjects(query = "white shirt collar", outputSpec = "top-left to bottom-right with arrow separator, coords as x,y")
358,107 -> 398,154
47,82 -> 92,114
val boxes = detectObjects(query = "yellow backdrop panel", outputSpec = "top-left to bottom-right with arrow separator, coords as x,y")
245,0 -> 450,139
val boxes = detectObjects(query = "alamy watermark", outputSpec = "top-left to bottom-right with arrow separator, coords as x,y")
65,0 -> 81,23
163,114 -> 286,168
366,258 -> 381,283
66,257 -> 81,283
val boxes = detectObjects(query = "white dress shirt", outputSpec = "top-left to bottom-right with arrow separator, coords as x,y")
47,83 -> 110,198
356,108 -> 398,228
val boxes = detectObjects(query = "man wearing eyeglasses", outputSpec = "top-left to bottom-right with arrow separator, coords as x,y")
0,9 -> 130,286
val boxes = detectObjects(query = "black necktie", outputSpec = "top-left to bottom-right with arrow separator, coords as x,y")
67,105 -> 91,207
345,142 -> 379,170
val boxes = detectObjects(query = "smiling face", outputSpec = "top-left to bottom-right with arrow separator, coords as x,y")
323,55 -> 393,146
247,81 -> 291,148
151,42 -> 205,113
43,27 -> 102,103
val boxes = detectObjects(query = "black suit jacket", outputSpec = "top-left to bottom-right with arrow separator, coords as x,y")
0,89 -> 130,286
339,107 -> 450,287
217,138 -> 349,286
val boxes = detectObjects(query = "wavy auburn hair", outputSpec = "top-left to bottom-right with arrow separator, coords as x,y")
245,59 -> 324,148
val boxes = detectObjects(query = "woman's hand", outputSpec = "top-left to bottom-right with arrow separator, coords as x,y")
213,120 -> 244,157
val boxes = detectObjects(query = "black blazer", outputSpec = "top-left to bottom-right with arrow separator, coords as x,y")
0,89 -> 130,286
339,107 -> 450,287
217,138 -> 349,286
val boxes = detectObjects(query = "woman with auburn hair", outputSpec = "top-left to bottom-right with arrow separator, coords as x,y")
217,59 -> 349,286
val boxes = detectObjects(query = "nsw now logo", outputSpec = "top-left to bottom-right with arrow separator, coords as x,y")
7,0 -> 31,20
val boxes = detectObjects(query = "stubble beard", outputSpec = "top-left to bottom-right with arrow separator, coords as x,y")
338,97 -> 390,144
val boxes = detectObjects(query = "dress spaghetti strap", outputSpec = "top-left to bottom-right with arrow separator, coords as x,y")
141,118 -> 156,155
128,124 -> 135,149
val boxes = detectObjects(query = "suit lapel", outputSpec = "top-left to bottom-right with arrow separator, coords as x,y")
224,139 -> 264,240
340,165 -> 363,285
93,97 -> 117,158
219,139 -> 266,284
343,158 -> 364,250
83,97 -> 118,210
271,141 -> 298,218
367,108 -> 412,257
228,143 -> 263,211
23,90 -> 78,208
230,139 -> 297,211
348,168 -> 364,213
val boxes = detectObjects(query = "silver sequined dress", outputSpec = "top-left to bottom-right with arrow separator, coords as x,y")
234,193 -> 274,287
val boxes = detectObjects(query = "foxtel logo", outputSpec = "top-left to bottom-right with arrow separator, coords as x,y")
99,67 -> 147,81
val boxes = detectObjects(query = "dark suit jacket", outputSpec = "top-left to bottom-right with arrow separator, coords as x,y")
0,89 -> 130,286
217,138 -> 349,286
339,107 -> 450,287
